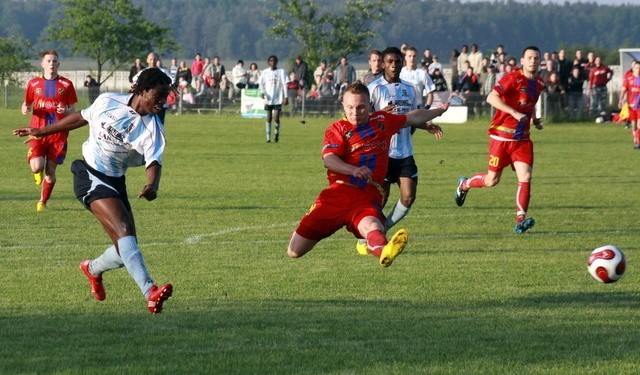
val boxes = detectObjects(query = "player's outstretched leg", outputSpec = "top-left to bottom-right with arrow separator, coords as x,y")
454,176 -> 468,207
379,229 -> 408,268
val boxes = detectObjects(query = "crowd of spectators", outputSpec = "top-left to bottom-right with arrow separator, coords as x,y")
123,45 -> 619,119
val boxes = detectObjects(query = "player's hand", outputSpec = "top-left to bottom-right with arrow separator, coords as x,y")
21,103 -> 30,115
138,184 -> 158,201
426,123 -> 443,140
352,166 -> 372,181
532,118 -> 544,130
56,103 -> 66,115
284,98 -> 289,106
436,101 -> 450,112
381,104 -> 396,113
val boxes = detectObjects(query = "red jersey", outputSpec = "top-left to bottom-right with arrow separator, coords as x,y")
589,65 -> 613,88
623,74 -> 640,110
322,111 -> 406,188
24,75 -> 78,141
488,70 -> 545,141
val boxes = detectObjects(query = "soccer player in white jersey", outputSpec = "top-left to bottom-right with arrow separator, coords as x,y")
400,46 -> 436,109
259,55 -> 289,143
356,47 -> 443,254
14,68 -> 174,314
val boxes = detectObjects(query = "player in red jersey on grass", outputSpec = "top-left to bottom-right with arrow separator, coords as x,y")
619,60 -> 640,148
454,46 -> 545,234
21,50 -> 78,212
287,82 -> 449,267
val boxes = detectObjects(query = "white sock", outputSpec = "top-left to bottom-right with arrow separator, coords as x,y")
117,236 -> 154,298
385,200 -> 410,231
89,245 -> 124,276
265,122 -> 271,141
275,123 -> 280,135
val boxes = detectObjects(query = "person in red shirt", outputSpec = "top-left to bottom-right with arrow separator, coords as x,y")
619,60 -> 640,148
287,82 -> 449,268
191,53 -> 205,92
454,46 -> 545,234
588,56 -> 613,117
21,49 -> 78,212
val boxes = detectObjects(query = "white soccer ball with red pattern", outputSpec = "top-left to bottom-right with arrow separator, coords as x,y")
587,245 -> 626,283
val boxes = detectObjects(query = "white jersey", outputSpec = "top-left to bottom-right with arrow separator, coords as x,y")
400,67 -> 436,105
368,76 -> 418,159
80,92 -> 165,177
259,68 -> 289,105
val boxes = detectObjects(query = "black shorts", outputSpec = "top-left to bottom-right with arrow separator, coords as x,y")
385,156 -> 418,184
264,104 -> 282,111
71,159 -> 131,212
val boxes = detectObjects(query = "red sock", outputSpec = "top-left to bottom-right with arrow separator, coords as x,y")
366,230 -> 387,258
41,179 -> 55,204
516,181 -> 530,220
465,173 -> 487,189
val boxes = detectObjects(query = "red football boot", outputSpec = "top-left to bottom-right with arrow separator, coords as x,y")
79,260 -> 106,301
147,284 -> 173,314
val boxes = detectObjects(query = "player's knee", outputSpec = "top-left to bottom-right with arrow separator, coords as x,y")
400,196 -> 415,208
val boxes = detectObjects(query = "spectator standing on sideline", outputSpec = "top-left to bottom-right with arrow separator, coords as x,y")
211,56 -> 226,88
619,61 -> 640,148
333,56 -> 357,99
556,49 -> 573,90
468,43 -> 484,81
427,55 -> 442,76
481,64 -> 496,97
191,53 -> 204,92
362,49 -> 383,86
420,48 -> 433,69
21,50 -> 78,212
356,47 -> 444,255
457,44 -> 469,78
231,59 -> 248,97
318,71 -> 337,116
292,55 -> 308,89
175,60 -> 192,86
450,49 -> 461,92
247,63 -> 260,89
169,58 -> 179,83
259,55 -> 289,143
84,75 -> 100,104
401,46 -> 436,109
314,60 -> 329,86
287,82 -> 449,267
128,58 -> 145,83
454,46 -> 545,234
566,66 -> 585,120
430,68 -> 448,92
14,68 -> 174,314
588,56 -> 613,116
201,57 -> 214,88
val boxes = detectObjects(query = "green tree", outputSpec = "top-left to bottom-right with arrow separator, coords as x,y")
267,0 -> 392,72
45,0 -> 177,85
0,35 -> 32,85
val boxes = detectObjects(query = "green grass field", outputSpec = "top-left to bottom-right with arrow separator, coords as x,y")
1,108 -> 639,374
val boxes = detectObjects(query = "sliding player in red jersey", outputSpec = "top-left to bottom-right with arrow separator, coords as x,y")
21,50 -> 78,211
454,46 -> 545,234
288,82 -> 449,267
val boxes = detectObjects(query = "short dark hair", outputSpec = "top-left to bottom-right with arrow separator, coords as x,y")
522,46 -> 541,57
382,47 -> 403,61
131,68 -> 171,95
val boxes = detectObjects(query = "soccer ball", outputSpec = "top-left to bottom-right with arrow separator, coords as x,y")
595,116 -> 604,124
587,245 -> 626,283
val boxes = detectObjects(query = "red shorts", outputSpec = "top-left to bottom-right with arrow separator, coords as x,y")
487,137 -> 534,172
295,183 -> 384,241
628,107 -> 640,121
27,136 -> 68,165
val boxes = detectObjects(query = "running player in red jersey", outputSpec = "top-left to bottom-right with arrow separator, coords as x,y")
619,60 -> 640,148
21,50 -> 78,211
287,82 -> 449,267
454,46 -> 545,234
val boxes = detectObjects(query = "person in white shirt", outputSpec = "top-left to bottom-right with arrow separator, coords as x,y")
400,46 -> 436,109
259,55 -> 289,143
356,47 -> 443,255
14,68 -> 174,314
231,59 -> 248,98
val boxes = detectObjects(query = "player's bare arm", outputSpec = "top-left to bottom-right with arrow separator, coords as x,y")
139,162 -> 162,201
13,112 -> 88,138
403,101 -> 449,129
323,153 -> 372,181
486,90 -> 527,122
